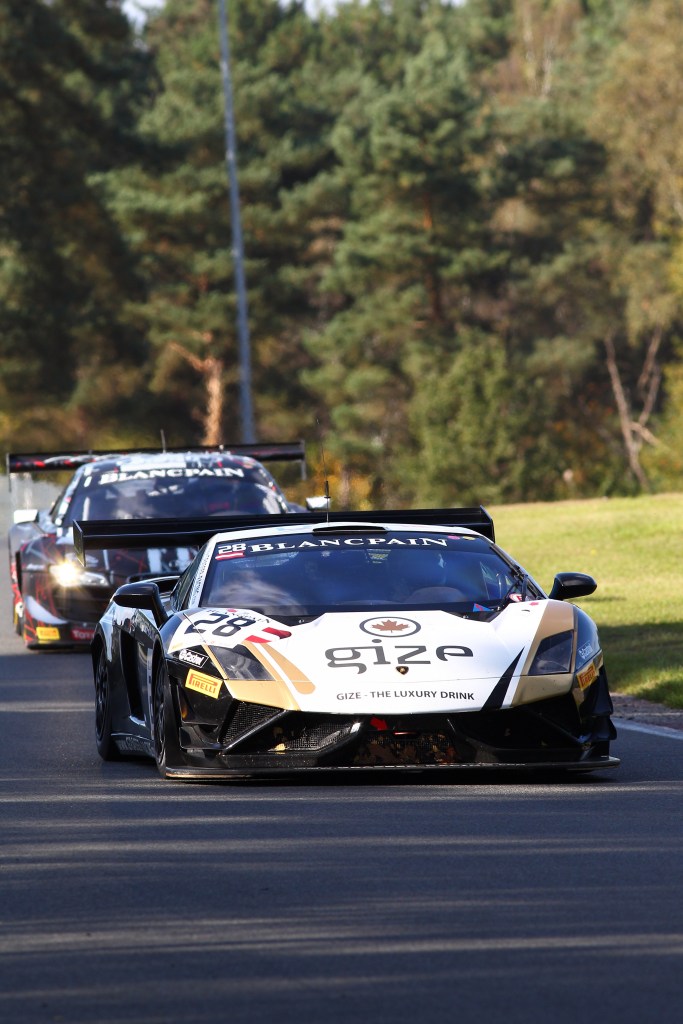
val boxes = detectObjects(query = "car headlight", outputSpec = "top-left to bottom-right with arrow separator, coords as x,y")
211,645 -> 275,681
49,562 -> 109,588
529,630 -> 574,675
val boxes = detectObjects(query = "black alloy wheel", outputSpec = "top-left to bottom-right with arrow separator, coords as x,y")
153,659 -> 167,774
153,657 -> 181,778
95,646 -> 120,760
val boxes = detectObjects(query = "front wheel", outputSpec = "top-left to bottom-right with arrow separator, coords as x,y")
94,645 -> 120,761
152,657 -> 181,778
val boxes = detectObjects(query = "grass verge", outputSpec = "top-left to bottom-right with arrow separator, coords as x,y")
491,493 -> 683,707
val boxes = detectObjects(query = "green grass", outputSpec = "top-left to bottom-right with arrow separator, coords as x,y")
491,493 -> 683,708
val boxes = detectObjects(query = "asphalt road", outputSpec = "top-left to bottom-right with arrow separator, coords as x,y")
1,489 -> 682,1024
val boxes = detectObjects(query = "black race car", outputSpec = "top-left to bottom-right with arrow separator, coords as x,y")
7,443 -> 321,648
76,507 -> 619,780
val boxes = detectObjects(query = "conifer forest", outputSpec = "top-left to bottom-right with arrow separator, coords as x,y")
2,0 -> 683,508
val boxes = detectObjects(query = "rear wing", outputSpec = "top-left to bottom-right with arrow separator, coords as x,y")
6,441 -> 307,483
74,506 -> 495,565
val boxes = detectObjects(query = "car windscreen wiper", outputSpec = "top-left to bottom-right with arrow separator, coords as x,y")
500,567 -> 529,605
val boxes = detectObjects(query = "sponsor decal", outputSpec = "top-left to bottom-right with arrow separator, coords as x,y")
325,643 -> 474,674
178,648 -> 207,668
336,689 -> 475,702
578,642 -> 594,662
71,627 -> 95,642
188,547 -> 215,608
185,669 -> 224,699
36,626 -> 60,641
98,467 -> 245,484
214,535 -> 449,559
360,616 -> 420,637
216,550 -> 245,561
473,603 -> 491,612
577,662 -> 598,690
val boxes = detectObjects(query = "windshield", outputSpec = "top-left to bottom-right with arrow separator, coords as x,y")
60,472 -> 286,524
200,531 -> 534,615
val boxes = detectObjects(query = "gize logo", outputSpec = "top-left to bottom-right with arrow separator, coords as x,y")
325,643 -> 474,674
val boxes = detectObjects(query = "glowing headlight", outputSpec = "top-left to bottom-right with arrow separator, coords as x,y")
529,631 -> 574,675
49,561 -> 85,587
49,562 -> 108,588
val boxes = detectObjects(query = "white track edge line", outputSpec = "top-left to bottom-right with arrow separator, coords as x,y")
615,719 -> 683,740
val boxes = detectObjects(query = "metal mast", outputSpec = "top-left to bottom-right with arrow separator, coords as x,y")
217,0 -> 255,442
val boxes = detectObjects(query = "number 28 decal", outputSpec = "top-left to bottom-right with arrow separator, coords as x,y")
171,611 -> 259,649
189,611 -> 259,637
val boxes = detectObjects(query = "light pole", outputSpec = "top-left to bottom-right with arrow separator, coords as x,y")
217,0 -> 255,443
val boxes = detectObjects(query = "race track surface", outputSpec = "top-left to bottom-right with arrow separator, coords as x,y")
1,486 -> 682,1024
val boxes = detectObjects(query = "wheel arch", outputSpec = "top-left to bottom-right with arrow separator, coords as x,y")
91,632 -> 105,677
151,642 -> 166,697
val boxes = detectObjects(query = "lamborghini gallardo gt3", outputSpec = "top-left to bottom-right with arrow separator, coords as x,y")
75,507 -> 619,780
7,443 -> 312,648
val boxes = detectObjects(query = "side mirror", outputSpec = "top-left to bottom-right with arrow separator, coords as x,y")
548,572 -> 597,601
13,508 -> 38,525
305,495 -> 331,512
113,581 -> 169,627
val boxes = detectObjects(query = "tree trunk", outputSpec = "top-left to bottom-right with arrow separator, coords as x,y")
603,330 -> 650,491
169,341 -> 224,445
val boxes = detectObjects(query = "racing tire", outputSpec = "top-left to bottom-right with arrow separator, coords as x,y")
152,657 -> 181,778
94,645 -> 120,761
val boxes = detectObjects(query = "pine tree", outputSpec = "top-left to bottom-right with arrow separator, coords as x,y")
302,0 -> 510,506
0,0 -> 152,449
105,0 -> 330,445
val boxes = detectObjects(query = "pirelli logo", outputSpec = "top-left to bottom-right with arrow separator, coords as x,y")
185,669 -> 223,700
577,662 -> 598,691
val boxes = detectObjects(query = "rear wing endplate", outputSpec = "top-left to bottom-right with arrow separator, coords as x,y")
74,506 -> 494,565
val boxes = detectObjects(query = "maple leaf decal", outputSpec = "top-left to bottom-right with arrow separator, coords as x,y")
373,619 -> 410,633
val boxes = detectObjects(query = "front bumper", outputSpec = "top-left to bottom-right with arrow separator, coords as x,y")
22,615 -> 97,648
165,689 -> 619,779
162,757 -> 620,780
21,585 -> 110,648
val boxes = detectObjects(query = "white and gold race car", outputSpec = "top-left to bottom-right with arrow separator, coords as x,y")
75,507 -> 619,780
